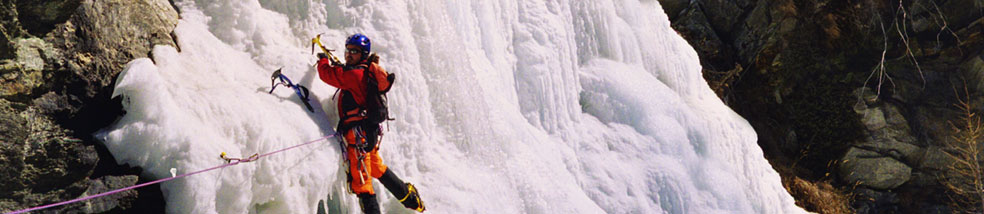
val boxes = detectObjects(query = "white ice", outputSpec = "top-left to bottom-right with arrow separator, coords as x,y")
97,0 -> 805,213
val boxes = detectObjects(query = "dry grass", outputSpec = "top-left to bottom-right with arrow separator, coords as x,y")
707,64 -> 744,101
823,14 -> 842,39
774,154 -> 854,214
783,176 -> 854,214
777,0 -> 798,17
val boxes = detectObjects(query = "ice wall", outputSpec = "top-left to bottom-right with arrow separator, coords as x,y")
98,0 -> 804,213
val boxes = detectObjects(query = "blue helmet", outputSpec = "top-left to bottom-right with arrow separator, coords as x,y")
345,33 -> 371,55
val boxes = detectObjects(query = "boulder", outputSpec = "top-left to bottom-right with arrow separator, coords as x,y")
851,87 -> 923,164
839,147 -> 912,190
857,106 -> 886,131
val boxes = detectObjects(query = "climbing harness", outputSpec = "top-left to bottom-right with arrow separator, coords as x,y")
347,126 -> 371,185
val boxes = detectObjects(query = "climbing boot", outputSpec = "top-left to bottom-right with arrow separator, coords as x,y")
400,183 -> 425,212
357,193 -> 380,214
379,169 -> 425,212
380,169 -> 407,197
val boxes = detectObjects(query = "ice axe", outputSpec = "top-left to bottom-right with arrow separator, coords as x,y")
269,68 -> 315,112
311,34 -> 342,65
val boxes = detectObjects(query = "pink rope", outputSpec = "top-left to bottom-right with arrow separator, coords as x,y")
7,135 -> 334,214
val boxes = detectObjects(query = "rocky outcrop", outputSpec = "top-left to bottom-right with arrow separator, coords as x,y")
15,0 -> 79,37
0,0 -> 177,212
841,88 -> 918,190
840,147 -> 912,190
80,175 -> 139,213
666,0 -> 984,212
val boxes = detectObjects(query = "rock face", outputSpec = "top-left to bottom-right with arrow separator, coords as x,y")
666,0 -> 984,212
80,175 -> 139,213
839,147 -> 912,190
0,0 -> 177,212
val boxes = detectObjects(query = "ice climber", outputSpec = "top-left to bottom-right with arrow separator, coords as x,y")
315,33 -> 425,214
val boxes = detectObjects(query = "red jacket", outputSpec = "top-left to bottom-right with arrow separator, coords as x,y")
316,58 -> 389,121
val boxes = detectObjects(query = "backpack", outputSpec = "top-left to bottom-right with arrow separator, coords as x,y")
357,61 -> 394,149
362,62 -> 395,125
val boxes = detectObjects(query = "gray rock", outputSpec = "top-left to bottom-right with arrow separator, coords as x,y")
0,133 -> 98,212
656,0 -> 689,19
0,99 -> 27,142
670,3 -> 735,70
840,147 -> 912,190
855,140 -> 922,165
81,175 -> 139,213
853,87 -> 879,106
919,205 -> 953,214
918,146 -> 952,171
961,53 -> 984,94
14,0 -> 80,36
906,171 -> 940,188
12,37 -> 47,72
938,0 -> 984,32
858,107 -> 887,131
699,0 -> 744,35
851,187 -> 900,214
733,0 -> 780,66
851,91 -> 924,165
0,2 -> 21,59
668,0 -> 984,212
0,0 -> 178,212
44,0 -> 179,101
881,104 -> 910,130
847,96 -> 924,190
0,37 -> 54,98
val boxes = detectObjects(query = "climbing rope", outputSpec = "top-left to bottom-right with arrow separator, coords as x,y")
7,135 -> 335,214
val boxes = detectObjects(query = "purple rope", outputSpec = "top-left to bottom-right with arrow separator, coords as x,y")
7,135 -> 333,214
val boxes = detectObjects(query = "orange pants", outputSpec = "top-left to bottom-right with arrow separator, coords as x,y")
343,129 -> 388,195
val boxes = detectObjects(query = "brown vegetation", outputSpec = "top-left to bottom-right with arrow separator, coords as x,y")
705,64 -> 743,102
774,153 -> 854,214
940,86 -> 984,213
783,175 -> 854,214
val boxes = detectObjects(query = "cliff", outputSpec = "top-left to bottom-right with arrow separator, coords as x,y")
0,0 -> 177,212
666,0 -> 984,212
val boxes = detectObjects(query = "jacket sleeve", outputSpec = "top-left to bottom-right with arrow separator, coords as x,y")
316,58 -> 349,90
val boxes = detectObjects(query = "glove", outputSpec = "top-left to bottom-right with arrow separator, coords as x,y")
318,53 -> 343,66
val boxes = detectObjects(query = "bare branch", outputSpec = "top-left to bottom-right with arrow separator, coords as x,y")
930,0 -> 963,56
941,83 -> 984,212
894,1 -> 925,87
